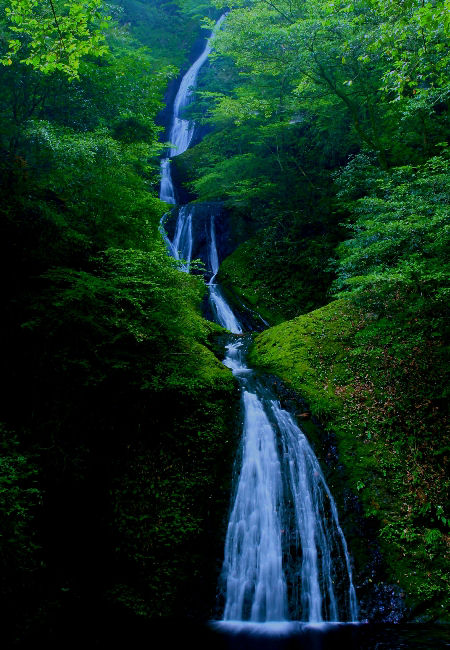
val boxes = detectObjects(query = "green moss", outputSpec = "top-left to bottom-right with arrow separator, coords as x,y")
219,239 -> 286,325
250,299 -> 450,621
219,216 -> 339,325
248,299 -> 356,411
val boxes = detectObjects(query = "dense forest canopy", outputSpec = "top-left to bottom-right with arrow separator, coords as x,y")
0,0 -> 448,643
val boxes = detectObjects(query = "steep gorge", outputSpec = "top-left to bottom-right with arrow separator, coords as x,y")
163,4 -> 449,628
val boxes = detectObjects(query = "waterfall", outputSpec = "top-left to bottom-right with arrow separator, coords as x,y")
209,215 -> 219,282
159,17 -> 225,270
159,15 -> 358,627
222,391 -> 288,623
160,158 -> 176,205
169,13 -> 226,158
159,207 -> 193,271
160,15 -> 226,206
171,206 -> 193,272
207,213 -> 244,333
216,324 -> 358,622
271,404 -> 359,622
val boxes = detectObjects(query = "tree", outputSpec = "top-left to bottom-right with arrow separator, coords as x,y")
2,0 -> 110,78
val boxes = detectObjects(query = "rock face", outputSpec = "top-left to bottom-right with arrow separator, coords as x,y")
164,202 -> 236,274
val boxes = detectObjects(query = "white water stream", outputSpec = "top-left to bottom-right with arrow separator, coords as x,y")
160,15 -> 226,206
159,17 -> 358,625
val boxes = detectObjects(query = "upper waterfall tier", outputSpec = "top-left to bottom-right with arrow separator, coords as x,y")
169,14 -> 225,158
159,15 -> 226,204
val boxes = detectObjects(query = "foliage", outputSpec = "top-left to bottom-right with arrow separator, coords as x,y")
0,426 -> 40,581
334,154 -> 450,324
0,0 -> 238,643
2,0 -> 110,78
116,0 -> 211,68
360,0 -> 450,100
24,121 -> 165,249
219,212 -> 340,322
175,0 -> 447,330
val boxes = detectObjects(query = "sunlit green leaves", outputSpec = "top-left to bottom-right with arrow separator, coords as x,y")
366,0 -> 450,99
2,0 -> 110,78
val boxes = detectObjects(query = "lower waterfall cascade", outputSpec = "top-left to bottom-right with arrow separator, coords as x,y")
159,17 -> 359,626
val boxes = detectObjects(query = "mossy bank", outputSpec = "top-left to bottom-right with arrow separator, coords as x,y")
249,299 -> 450,622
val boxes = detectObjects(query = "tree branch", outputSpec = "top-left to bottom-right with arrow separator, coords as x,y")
48,0 -> 65,54
260,0 -> 295,24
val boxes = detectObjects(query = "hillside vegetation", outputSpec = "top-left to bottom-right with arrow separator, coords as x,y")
0,0 -> 237,644
249,299 -> 449,620
176,0 -> 449,621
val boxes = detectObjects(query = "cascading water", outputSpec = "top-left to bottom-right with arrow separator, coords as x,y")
215,313 -> 358,623
272,404 -> 358,623
170,206 -> 193,272
159,16 -> 358,628
208,216 -> 243,333
160,15 -> 226,207
160,158 -> 176,205
222,389 -> 288,623
159,17 -> 226,267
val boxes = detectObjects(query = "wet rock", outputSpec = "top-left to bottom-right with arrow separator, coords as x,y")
359,582 -> 409,623
164,202 -> 236,270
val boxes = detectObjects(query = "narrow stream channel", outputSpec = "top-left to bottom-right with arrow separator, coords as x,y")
159,15 -> 358,629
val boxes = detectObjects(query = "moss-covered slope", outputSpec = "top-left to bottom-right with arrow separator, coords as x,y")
249,300 -> 450,621
218,217 -> 339,325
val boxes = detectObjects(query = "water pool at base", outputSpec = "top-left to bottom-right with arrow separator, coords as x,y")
153,622 -> 450,650
210,621 -> 450,649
